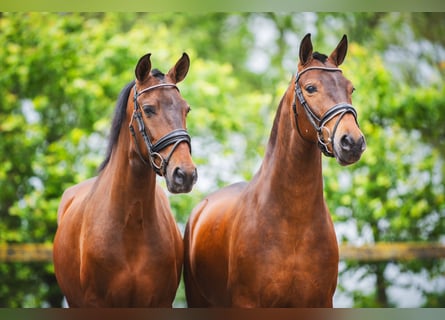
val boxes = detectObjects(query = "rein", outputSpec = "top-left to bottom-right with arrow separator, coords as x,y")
292,66 -> 358,157
129,83 -> 191,176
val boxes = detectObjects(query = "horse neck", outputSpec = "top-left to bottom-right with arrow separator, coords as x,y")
99,111 -> 158,219
254,85 -> 324,211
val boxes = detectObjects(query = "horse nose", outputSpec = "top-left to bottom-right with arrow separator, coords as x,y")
340,134 -> 366,153
173,167 -> 198,187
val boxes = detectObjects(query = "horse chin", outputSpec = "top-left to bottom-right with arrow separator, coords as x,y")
165,180 -> 194,194
336,156 -> 355,166
334,149 -> 363,166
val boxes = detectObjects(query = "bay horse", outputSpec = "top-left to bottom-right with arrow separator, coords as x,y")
53,53 -> 197,307
184,34 -> 366,307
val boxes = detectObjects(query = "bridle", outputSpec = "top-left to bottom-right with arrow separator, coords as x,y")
129,83 -> 191,176
292,66 -> 358,157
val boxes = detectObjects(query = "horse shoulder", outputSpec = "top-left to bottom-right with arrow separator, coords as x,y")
189,181 -> 248,244
57,177 -> 98,224
185,181 -> 247,306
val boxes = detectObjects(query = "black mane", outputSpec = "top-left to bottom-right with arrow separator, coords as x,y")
313,51 -> 328,63
98,80 -> 135,172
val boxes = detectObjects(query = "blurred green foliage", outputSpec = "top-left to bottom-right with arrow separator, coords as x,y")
0,12 -> 444,307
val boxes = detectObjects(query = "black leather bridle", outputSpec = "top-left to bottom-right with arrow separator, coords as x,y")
292,66 -> 358,157
129,83 -> 191,176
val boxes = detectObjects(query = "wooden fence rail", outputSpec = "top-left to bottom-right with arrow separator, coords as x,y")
0,243 -> 53,263
1,242 -> 445,263
339,242 -> 445,262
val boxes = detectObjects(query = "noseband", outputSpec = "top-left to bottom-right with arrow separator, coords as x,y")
292,66 -> 358,157
129,83 -> 191,176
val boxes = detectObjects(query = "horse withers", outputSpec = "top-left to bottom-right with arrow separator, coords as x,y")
184,34 -> 365,307
53,53 -> 197,307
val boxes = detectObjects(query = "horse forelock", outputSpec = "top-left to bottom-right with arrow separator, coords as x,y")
312,52 -> 328,64
98,80 -> 135,172
151,69 -> 165,79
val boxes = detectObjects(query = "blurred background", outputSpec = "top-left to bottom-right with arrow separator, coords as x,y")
0,12 -> 444,307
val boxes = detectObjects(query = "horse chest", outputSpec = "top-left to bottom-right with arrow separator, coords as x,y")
79,208 -> 179,299
80,230 -> 179,306
229,218 -> 338,307
229,247 -> 337,307
84,214 -> 176,267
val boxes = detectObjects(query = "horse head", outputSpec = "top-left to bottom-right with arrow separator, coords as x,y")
294,33 -> 366,165
131,53 -> 197,193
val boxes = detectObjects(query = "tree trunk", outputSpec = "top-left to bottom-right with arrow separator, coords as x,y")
375,262 -> 389,307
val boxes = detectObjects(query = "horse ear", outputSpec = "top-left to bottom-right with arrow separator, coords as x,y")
329,34 -> 348,66
168,52 -> 190,83
135,53 -> 152,82
299,33 -> 313,66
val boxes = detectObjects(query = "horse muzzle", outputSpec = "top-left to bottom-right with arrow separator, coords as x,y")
333,133 -> 366,166
166,164 -> 198,194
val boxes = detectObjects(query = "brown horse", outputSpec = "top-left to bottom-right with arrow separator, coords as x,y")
184,34 -> 366,307
53,53 -> 197,307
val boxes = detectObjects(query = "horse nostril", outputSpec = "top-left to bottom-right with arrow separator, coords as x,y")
340,134 -> 354,151
173,167 -> 185,185
173,167 -> 198,186
192,168 -> 198,185
358,136 -> 366,152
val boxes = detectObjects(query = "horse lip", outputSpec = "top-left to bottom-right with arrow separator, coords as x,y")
334,147 -> 363,166
165,177 -> 196,194
337,156 -> 355,166
167,183 -> 194,194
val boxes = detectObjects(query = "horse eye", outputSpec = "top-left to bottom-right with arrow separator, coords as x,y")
143,105 -> 156,117
305,85 -> 317,94
186,106 -> 192,114
352,87 -> 356,94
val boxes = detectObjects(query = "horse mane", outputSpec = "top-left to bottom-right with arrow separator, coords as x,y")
263,51 -> 332,159
97,69 -> 167,172
264,91 -> 286,159
266,52 -> 326,155
98,80 -> 135,172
